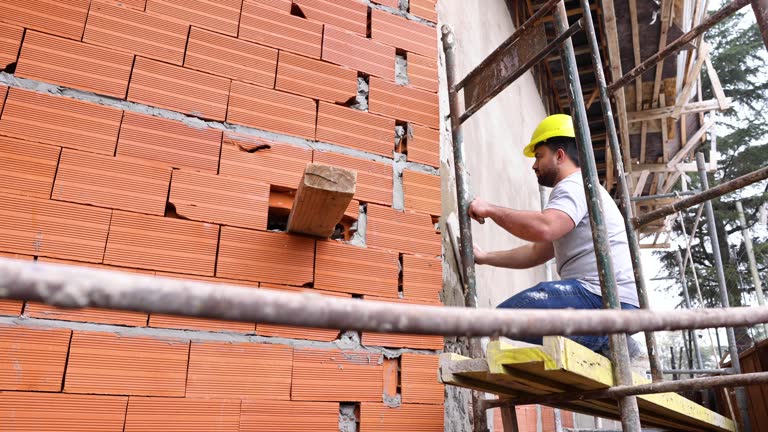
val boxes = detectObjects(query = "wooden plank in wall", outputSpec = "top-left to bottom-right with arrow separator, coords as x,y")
287,163 -> 357,238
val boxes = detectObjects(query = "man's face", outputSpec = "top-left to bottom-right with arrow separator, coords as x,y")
532,145 -> 560,187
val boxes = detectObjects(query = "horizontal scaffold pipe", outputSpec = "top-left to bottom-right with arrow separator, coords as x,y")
482,371 -> 768,408
2,258 -> 768,338
634,165 -> 768,227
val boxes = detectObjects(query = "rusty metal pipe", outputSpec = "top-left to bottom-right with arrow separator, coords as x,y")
6,259 -> 768,337
441,25 -> 489,431
458,18 -> 585,125
608,0 -> 751,93
481,371 -> 768,409
581,0 -> 664,383
455,0 -> 562,91
633,164 -> 768,227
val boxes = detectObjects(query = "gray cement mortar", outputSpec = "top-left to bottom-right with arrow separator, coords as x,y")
339,404 -> 359,432
360,0 -> 435,27
394,55 -> 409,86
350,76 -> 369,111
0,316 -> 440,357
0,73 -> 438,176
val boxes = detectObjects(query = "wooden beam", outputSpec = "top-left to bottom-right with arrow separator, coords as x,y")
666,115 -> 717,168
287,163 -> 357,238
634,170 -> 650,196
672,43 -> 711,118
660,94 -> 669,163
640,243 -> 672,249
661,171 -> 683,193
652,0 -> 674,106
602,0 -> 633,178
705,57 -> 729,110
627,98 -> 731,122
540,4 -> 597,22
634,161 -> 717,173
606,142 -> 615,190
628,0 -> 643,115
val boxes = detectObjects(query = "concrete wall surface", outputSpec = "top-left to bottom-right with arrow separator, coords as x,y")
438,0 -> 549,309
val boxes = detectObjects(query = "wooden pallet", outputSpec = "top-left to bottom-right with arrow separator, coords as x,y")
440,337 -> 735,431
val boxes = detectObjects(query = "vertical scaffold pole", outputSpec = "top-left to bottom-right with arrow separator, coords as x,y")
735,200 -> 768,340
579,0 -> 665,383
696,152 -> 751,432
553,1 -> 642,430
440,25 -> 489,432
675,249 -> 705,371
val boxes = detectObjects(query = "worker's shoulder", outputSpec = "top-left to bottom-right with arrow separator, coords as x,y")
552,173 -> 584,194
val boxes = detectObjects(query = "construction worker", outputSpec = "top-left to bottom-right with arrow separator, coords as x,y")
468,114 -> 643,359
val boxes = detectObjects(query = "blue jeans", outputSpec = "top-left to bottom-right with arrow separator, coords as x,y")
497,279 -> 639,354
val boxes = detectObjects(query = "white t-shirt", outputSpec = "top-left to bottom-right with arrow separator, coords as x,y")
545,172 -> 639,306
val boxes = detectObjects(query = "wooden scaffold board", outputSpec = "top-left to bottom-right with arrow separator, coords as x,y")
440,337 -> 735,431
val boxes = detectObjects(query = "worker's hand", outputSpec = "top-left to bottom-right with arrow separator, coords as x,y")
468,198 -> 492,224
473,244 -> 487,265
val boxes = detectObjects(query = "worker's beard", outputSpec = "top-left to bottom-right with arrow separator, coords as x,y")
536,166 -> 559,188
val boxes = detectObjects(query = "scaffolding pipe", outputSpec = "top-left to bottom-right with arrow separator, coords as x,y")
6,259 -> 768,336
676,249 -> 705,371
481,371 -> 768,409
455,0 -> 561,91
678,210 -> 722,367
607,0 -> 751,92
633,164 -> 768,227
440,25 -> 488,432
581,0 -> 664,383
696,152 -> 751,432
630,190 -> 698,202
556,6 -> 643,430
660,368 -> 731,375
735,200 -> 768,339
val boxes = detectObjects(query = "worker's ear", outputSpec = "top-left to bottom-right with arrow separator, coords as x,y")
556,148 -> 566,164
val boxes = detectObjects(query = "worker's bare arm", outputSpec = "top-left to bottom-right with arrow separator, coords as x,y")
469,198 -> 575,242
474,242 -> 554,269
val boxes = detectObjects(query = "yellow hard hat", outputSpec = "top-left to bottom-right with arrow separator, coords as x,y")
523,114 -> 575,157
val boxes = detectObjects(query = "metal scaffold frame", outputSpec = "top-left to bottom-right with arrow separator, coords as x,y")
437,0 -> 768,429
0,0 -> 767,431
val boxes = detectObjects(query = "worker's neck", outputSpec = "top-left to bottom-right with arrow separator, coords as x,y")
554,164 -> 580,185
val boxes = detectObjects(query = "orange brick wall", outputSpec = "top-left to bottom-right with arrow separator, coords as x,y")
0,0 -> 443,430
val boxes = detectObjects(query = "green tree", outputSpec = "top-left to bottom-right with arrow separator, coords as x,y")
653,10 -> 768,351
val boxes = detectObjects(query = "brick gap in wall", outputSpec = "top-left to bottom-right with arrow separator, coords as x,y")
113,111 -> 126,157
339,402 -> 361,432
432,215 -> 441,233
395,120 -> 408,155
267,186 -> 292,232
348,72 -> 370,112
2,61 -> 16,74
396,355 -> 403,396
395,49 -> 409,86
397,253 -> 404,298
366,5 -> 373,38
58,329 -> 74,393
290,3 -> 307,19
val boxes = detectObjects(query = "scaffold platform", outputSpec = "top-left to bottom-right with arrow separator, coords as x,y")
439,338 -> 736,431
